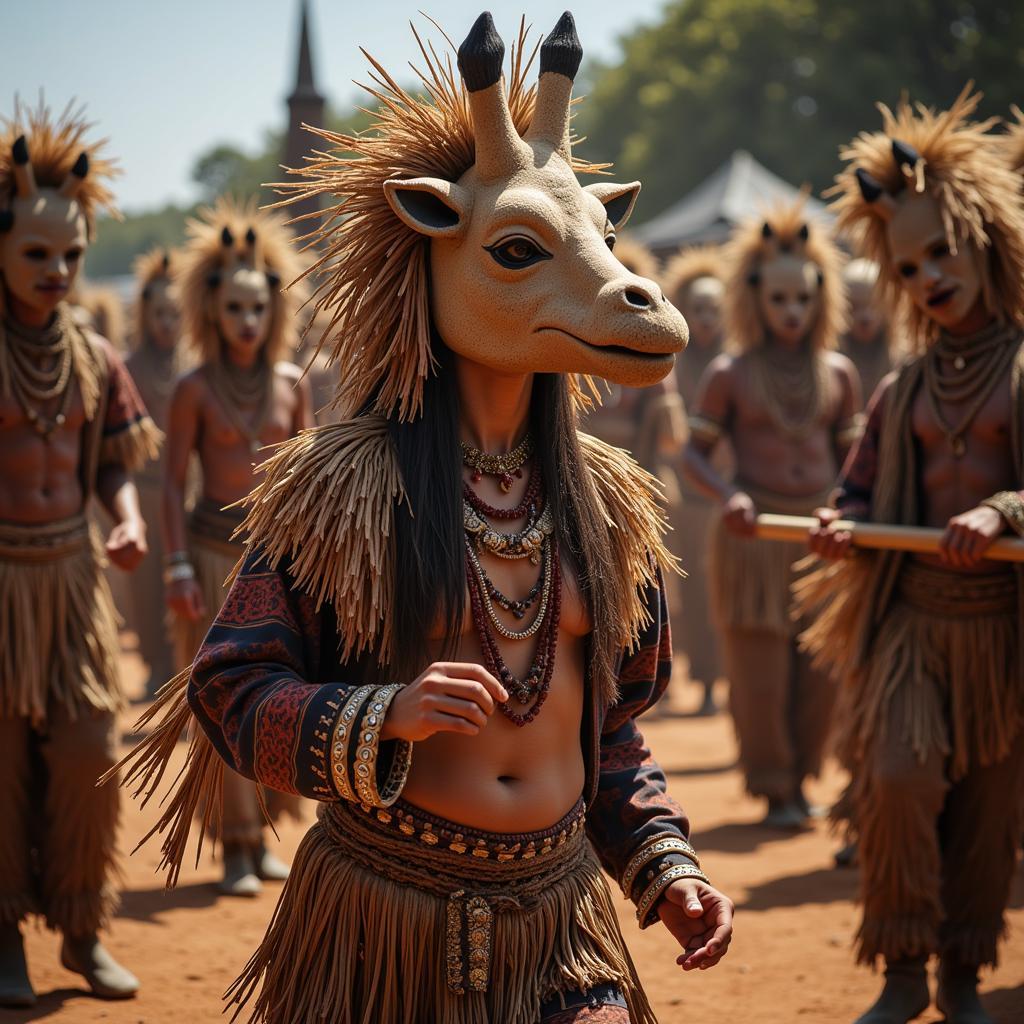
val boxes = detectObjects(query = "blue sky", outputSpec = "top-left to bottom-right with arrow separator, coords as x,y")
2,1 -> 668,213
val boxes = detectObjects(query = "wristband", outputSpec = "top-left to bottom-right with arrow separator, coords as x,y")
621,834 -> 701,897
162,562 -> 196,585
636,862 -> 712,927
329,685 -> 374,802
352,684 -> 413,808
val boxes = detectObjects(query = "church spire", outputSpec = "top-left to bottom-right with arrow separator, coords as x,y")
289,0 -> 323,104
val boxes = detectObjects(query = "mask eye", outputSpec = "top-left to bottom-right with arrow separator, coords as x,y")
485,235 -> 551,270
26,247 -> 47,261
899,263 -> 917,278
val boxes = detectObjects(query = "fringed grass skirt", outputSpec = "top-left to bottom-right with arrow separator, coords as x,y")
0,515 -> 121,723
227,797 -> 656,1024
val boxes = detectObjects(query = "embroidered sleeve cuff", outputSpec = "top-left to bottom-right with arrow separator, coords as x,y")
636,858 -> 711,929
981,491 -> 1024,537
618,833 -> 705,928
329,684 -> 413,806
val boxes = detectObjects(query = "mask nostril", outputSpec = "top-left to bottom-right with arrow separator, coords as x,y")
624,288 -> 650,309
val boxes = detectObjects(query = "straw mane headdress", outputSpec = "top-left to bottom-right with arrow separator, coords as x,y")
829,85 -> 1024,350
724,198 -> 847,353
273,18 -> 610,421
176,196 -> 306,365
662,245 -> 726,308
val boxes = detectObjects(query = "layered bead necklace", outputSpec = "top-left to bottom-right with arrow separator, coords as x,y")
462,434 -> 561,727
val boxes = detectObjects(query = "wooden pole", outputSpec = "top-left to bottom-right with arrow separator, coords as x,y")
754,514 -> 1024,563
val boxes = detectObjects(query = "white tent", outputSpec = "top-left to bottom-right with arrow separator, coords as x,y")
634,150 -> 831,256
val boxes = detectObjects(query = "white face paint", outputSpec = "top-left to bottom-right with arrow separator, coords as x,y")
142,278 -> 181,351
846,279 -> 885,344
681,276 -> 724,349
0,190 -> 88,324
886,191 -> 985,333
215,267 -> 272,362
757,255 -> 821,346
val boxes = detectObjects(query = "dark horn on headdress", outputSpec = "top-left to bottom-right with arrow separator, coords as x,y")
58,152 -> 90,198
855,167 -> 885,203
11,135 -> 37,198
457,12 -> 504,93
245,227 -> 257,245
761,221 -> 774,239
891,139 -> 921,173
539,11 -> 583,81
798,223 -> 810,241
220,226 -> 234,247
161,252 -> 170,271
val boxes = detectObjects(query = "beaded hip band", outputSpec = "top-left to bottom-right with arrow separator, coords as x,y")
0,514 -> 92,563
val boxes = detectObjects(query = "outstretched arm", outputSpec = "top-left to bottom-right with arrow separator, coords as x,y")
585,574 -> 733,970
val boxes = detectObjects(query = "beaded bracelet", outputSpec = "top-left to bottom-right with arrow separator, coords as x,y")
621,835 -> 701,897
162,562 -> 196,585
981,490 -> 1024,537
329,685 -> 374,802
352,684 -> 412,808
635,862 -> 711,927
688,415 -> 724,445
164,550 -> 192,567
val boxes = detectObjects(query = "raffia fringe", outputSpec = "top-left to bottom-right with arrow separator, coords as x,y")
99,417 -> 163,472
233,418 -> 406,664
104,669 -> 225,889
941,921 -> 1006,969
709,516 -> 804,635
0,894 -> 37,926
225,822 -> 656,1024
0,523 -> 121,723
856,915 -> 939,968
45,887 -> 120,936
577,432 -> 677,648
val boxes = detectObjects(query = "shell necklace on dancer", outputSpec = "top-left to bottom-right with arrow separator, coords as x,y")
462,433 -> 561,727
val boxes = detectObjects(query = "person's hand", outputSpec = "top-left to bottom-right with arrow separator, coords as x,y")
658,879 -> 734,971
106,518 -> 147,571
166,578 -> 205,621
808,506 -> 853,561
381,663 -> 509,742
938,505 -> 1005,568
721,491 -> 757,537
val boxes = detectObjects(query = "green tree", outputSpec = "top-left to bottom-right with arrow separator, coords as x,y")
577,0 -> 1024,224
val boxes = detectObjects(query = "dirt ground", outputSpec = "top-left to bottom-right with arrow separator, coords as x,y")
15,644 -> 1024,1024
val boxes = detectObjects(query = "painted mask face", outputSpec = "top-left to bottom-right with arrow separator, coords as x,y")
757,255 -> 821,346
383,13 -> 687,389
143,278 -> 180,351
215,267 -> 272,361
681,276 -> 724,349
886,191 -> 985,333
0,191 -> 87,323
846,278 -> 885,344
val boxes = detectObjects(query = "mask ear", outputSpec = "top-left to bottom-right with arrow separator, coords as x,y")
383,177 -> 470,239
584,181 -> 641,230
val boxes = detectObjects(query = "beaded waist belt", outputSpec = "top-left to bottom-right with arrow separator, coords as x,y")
320,796 -> 589,994
187,497 -> 247,556
898,559 -> 1017,617
0,514 -> 92,563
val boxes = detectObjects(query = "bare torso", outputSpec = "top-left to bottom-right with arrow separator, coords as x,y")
717,351 -> 851,499
401,465 -> 589,833
0,383 -> 87,523
910,356 -> 1016,571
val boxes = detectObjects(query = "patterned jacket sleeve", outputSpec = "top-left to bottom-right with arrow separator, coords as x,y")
188,547 -> 412,805
585,573 -> 704,927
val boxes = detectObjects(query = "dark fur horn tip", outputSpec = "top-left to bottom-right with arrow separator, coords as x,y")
855,167 -> 885,202
761,221 -> 774,239
206,270 -> 221,288
266,270 -> 281,287
892,139 -> 920,169
161,252 -> 170,270
0,209 -> 13,232
540,11 -> 583,80
245,226 -> 257,245
457,11 -> 505,93
70,152 -> 89,178
12,135 -> 28,164
220,226 -> 234,247
798,223 -> 809,241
